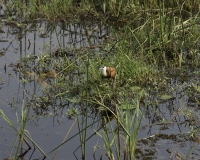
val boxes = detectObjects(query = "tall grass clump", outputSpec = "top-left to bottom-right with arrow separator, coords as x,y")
3,0 -> 200,65
106,0 -> 200,67
96,89 -> 146,159
96,35 -> 159,87
4,0 -> 199,22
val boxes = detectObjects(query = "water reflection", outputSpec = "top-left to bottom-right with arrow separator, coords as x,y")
0,19 -> 110,159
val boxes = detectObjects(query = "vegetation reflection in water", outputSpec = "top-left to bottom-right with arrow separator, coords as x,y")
0,0 -> 200,159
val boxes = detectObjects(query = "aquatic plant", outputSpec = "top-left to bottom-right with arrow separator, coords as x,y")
0,98 -> 46,159
97,89 -> 146,159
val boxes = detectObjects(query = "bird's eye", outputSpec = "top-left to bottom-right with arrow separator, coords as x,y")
99,66 -> 105,70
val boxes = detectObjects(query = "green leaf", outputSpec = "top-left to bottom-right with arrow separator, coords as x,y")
67,96 -> 81,103
118,104 -> 136,109
130,86 -> 142,92
192,83 -> 200,93
158,94 -> 173,100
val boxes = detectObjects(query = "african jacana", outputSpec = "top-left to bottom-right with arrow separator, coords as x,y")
99,66 -> 117,91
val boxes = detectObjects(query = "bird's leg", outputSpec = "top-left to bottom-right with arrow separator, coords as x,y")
111,79 -> 114,92
111,76 -> 116,95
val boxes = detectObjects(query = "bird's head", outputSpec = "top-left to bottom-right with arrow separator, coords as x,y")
99,66 -> 107,77
99,66 -> 106,70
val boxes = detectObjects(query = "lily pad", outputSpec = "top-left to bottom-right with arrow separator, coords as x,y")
158,94 -> 173,100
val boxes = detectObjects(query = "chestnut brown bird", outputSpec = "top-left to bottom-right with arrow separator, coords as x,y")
99,66 -> 117,90
99,66 -> 116,78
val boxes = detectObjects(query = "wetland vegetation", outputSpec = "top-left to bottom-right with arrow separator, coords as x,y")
0,0 -> 200,159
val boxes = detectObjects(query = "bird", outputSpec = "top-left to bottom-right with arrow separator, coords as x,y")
99,66 -> 117,91
99,66 -> 116,79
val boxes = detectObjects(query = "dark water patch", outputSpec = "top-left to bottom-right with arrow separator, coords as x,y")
0,19 -> 115,159
136,133 -> 194,159
135,67 -> 200,159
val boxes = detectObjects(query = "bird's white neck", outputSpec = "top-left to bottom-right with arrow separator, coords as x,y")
102,66 -> 107,77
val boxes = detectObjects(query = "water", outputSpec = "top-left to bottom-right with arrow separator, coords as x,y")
0,20 -> 108,159
0,19 -> 200,160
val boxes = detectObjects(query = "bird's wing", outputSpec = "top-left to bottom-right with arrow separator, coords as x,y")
106,67 -> 111,77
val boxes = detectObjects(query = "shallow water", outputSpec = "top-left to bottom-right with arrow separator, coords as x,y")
0,19 -> 200,160
0,20 -> 108,159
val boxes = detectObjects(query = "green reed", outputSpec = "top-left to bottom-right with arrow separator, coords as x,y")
4,0 -> 200,66
96,89 -> 146,159
0,98 -> 46,159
